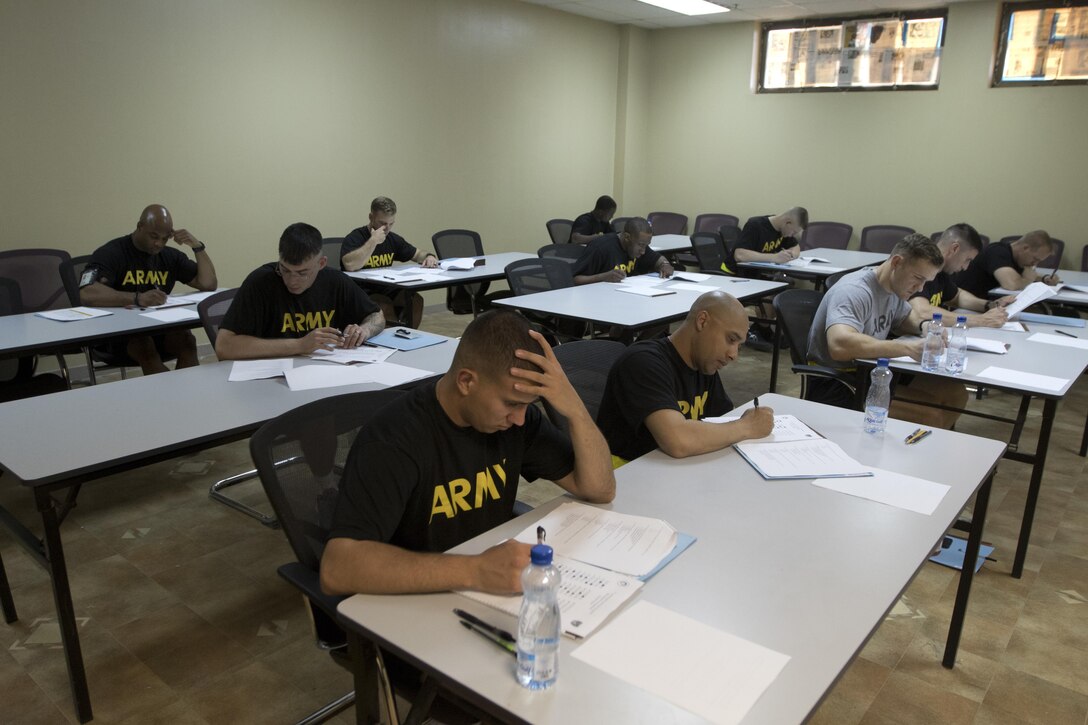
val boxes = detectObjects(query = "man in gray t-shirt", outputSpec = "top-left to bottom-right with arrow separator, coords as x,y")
805,234 -> 967,429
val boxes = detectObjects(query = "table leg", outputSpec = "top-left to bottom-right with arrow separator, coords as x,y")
769,320 -> 780,393
1079,409 -> 1087,457
0,550 -> 17,623
348,629 -> 382,725
35,488 -> 92,723
943,472 -> 993,668
1012,397 -> 1057,579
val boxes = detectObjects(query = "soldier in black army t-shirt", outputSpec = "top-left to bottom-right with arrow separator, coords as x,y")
571,216 -> 674,284
81,204 -> 218,374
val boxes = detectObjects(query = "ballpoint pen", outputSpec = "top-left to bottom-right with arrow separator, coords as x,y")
904,428 -> 932,445
1054,330 -> 1078,339
459,620 -> 516,655
453,609 -> 516,645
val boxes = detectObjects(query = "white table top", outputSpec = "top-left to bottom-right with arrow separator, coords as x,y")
344,252 -> 533,290
0,340 -> 458,486
991,269 -> 1088,307
740,248 -> 887,276
338,394 -> 1006,725
649,234 -> 693,253
493,276 -> 787,328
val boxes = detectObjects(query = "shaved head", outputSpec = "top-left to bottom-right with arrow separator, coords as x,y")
685,290 -> 746,325
132,204 -> 175,255
138,204 -> 172,229
673,291 -> 749,375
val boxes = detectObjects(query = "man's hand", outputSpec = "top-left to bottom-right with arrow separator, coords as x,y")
773,250 -> 792,263
974,306 -> 1008,328
369,224 -> 390,247
903,337 -> 926,362
340,324 -> 368,348
510,329 -> 584,420
173,229 -> 202,249
420,255 -> 438,269
473,540 -> 532,594
136,288 -> 168,307
601,268 -> 626,283
300,327 -> 344,354
1042,272 -> 1063,286
739,406 -> 774,439
658,262 -> 675,278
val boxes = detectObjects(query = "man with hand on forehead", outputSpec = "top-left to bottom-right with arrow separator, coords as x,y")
215,222 -> 384,360
81,204 -> 218,374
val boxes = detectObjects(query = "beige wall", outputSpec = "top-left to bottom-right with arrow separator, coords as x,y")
0,0 -> 620,289
640,1 -> 1087,265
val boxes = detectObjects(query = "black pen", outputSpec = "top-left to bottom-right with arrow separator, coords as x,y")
754,397 -> 760,408
453,608 -> 515,645
459,620 -> 516,655
1054,330 -> 1078,339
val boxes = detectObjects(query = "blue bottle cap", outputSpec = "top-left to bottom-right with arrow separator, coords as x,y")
530,544 -> 553,565
877,357 -> 889,366
957,316 -> 967,323
932,312 -> 942,321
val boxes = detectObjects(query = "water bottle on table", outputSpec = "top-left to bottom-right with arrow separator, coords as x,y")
517,527 -> 561,690
921,312 -> 945,372
945,315 -> 968,375
863,358 -> 892,435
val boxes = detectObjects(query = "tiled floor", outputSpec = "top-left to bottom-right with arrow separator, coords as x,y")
1,305 -> 1086,724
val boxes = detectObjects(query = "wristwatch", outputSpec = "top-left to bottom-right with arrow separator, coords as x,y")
192,242 -> 207,253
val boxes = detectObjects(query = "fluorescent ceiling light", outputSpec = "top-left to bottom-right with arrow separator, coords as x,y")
636,0 -> 730,15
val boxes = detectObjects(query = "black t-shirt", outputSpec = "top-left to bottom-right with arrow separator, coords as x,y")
340,227 -> 418,269
952,242 -> 1021,299
596,338 -> 733,462
329,382 -> 576,552
85,235 -> 197,294
220,263 -> 380,338
911,270 -> 960,309
738,216 -> 799,255
571,212 -> 611,239
572,233 -> 662,278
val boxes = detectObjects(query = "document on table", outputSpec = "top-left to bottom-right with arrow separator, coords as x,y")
976,366 -> 1069,393
439,257 -> 483,271
168,290 -> 219,304
812,467 -> 950,516
615,286 -> 676,298
670,271 -> 711,282
964,336 -> 1008,354
459,555 -> 643,639
1005,282 -> 1059,318
572,601 -> 790,725
619,275 -> 664,288
140,307 -> 199,322
35,306 -> 113,321
311,346 -> 397,364
1001,321 -> 1027,332
1027,332 -> 1088,350
735,438 -> 872,480
229,358 -> 294,381
669,282 -> 717,293
788,256 -> 830,266
284,362 -> 433,391
513,501 -> 678,578
703,414 -> 821,443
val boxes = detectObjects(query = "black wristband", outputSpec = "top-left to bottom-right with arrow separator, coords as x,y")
192,242 -> 206,253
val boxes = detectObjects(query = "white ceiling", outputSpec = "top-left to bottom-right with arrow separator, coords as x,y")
517,0 -> 965,28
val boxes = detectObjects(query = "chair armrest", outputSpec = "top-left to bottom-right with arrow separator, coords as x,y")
791,364 -> 858,394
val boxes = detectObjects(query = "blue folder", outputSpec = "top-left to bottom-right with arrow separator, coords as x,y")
368,328 -> 448,351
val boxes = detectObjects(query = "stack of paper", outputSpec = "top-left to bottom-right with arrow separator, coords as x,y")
439,257 -> 482,271
311,346 -> 397,364
35,307 -> 112,322
670,271 -> 711,282
616,286 -> 676,298
1027,332 -> 1088,350
140,307 -> 199,322
735,437 -> 872,480
964,337 -> 1008,354
284,362 -> 433,391
229,358 -> 294,381
703,414 -> 821,443
1005,281 -> 1059,318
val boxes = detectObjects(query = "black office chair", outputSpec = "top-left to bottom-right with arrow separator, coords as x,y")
859,225 -> 915,254
545,218 -> 573,246
250,389 -> 480,725
773,289 -> 857,402
432,229 -> 493,315
505,257 -> 585,343
197,288 -> 237,347
322,237 -> 345,271
0,248 -> 76,386
690,231 -> 730,276
611,216 -> 633,234
537,243 -> 583,265
544,340 -> 626,435
801,222 -> 853,251
692,213 -> 739,234
647,211 -> 688,235
0,277 -> 68,403
824,269 -> 852,289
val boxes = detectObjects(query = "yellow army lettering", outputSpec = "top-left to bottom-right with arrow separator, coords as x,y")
430,460 -> 508,523
760,239 -> 783,253
364,252 -> 396,268
121,270 -> 169,286
280,309 -> 336,333
614,260 -> 635,273
928,292 -> 943,306
677,391 -> 709,420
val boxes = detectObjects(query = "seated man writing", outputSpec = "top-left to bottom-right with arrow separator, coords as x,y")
321,309 -> 616,596
952,229 -> 1061,298
909,223 -> 1011,328
569,195 -> 617,244
806,233 -> 967,429
80,204 -> 218,374
216,222 -> 384,360
596,291 -> 773,467
571,216 -> 674,284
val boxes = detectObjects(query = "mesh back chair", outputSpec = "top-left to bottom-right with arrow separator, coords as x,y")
505,257 -> 585,343
690,231 -> 730,276
692,213 -> 739,234
801,222 -> 853,251
612,216 -> 633,234
432,229 -> 491,315
0,249 -> 76,386
647,211 -> 688,235
542,340 -> 626,435
545,218 -> 573,246
860,225 -> 915,254
0,277 -> 68,402
322,237 -> 345,271
773,289 -> 857,402
537,243 -> 583,265
197,288 -> 237,348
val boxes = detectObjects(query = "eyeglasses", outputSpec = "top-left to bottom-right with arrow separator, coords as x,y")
275,262 -> 318,280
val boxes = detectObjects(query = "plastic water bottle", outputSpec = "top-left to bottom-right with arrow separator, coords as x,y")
863,358 -> 892,435
920,312 -> 945,372
945,315 -> 968,375
516,543 -> 561,690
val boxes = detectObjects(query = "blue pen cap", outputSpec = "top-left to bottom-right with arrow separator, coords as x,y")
530,544 -> 553,566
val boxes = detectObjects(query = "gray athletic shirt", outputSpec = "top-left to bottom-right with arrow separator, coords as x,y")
807,267 -> 911,370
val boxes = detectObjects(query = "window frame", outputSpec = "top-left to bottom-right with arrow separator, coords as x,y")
756,10 -> 948,94
992,0 -> 1088,87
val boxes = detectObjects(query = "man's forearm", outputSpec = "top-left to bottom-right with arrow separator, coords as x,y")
215,330 -> 302,360
563,407 -> 616,503
342,239 -> 380,272
80,282 -> 136,307
359,311 -> 385,338
193,249 -> 218,290
321,538 -> 477,595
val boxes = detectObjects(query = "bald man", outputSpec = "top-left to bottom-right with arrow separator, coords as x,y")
81,205 -> 218,374
596,291 -> 774,466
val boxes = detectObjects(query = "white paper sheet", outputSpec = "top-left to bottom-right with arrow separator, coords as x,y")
228,358 -> 294,381
812,466 -> 950,516
670,271 -> 711,282
35,307 -> 113,321
439,257 -> 481,271
976,366 -> 1069,393
311,346 -> 397,364
168,290 -> 219,304
1001,321 -> 1027,332
615,286 -> 676,298
619,275 -> 664,287
284,364 -> 369,391
797,256 -> 830,264
964,337 -> 1008,354
361,362 -> 434,386
140,307 -> 199,322
572,601 -> 790,725
513,502 -> 677,578
669,282 -> 717,293
1006,281 -> 1059,318
1027,332 -> 1088,350
703,414 -> 821,443
735,438 -> 871,479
